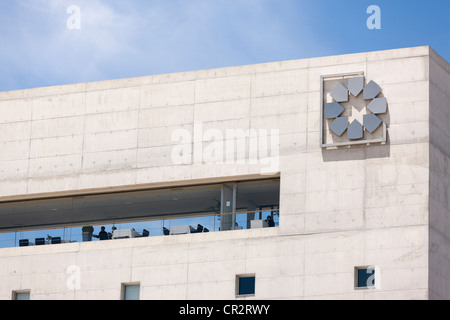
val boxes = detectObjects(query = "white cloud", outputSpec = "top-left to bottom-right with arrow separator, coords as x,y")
0,0 -> 324,90
1,0 -> 149,87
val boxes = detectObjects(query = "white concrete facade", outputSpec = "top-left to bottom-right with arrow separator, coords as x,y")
0,46 -> 449,300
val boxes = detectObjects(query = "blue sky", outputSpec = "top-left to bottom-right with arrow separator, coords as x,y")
0,0 -> 449,91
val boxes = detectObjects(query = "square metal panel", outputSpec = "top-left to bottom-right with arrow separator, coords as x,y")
348,77 -> 364,97
320,72 -> 387,148
363,80 -> 382,100
330,117 -> 348,136
367,97 -> 387,114
325,102 -> 345,119
363,114 -> 382,133
330,83 -> 349,102
348,120 -> 364,140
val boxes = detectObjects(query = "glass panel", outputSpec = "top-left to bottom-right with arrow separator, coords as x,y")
236,180 -> 280,229
357,268 -> 375,288
0,179 -> 280,248
234,212 -> 248,230
0,183 -> 222,233
14,227 -> 67,247
236,180 -> 280,209
0,232 -> 15,249
238,277 -> 255,295
124,285 -> 140,300
15,292 -> 30,300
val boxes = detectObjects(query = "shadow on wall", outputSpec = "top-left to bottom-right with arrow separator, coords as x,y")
322,92 -> 391,162
321,138 -> 390,162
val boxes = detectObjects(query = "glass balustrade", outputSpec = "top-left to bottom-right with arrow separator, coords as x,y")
0,209 -> 279,249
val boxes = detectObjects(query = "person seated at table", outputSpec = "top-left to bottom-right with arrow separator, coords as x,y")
93,226 -> 109,241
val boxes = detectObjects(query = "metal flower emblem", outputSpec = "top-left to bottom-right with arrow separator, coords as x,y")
325,77 -> 387,140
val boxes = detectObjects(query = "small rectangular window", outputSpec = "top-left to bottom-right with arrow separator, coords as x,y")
236,275 -> 255,296
122,283 -> 140,300
355,266 -> 377,289
13,291 -> 30,300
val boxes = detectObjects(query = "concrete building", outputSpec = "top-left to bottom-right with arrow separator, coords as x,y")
0,46 -> 449,300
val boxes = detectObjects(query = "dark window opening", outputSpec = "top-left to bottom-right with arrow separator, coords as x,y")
237,275 -> 256,296
356,267 -> 376,288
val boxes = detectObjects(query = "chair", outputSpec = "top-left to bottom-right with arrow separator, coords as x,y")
51,237 -> 61,244
203,228 -> 209,233
142,229 -> 150,237
35,238 -> 46,246
19,239 -> 29,247
196,224 -> 204,233
163,227 -> 170,236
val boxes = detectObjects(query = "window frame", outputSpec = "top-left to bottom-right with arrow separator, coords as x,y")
235,274 -> 256,297
12,290 -> 31,300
